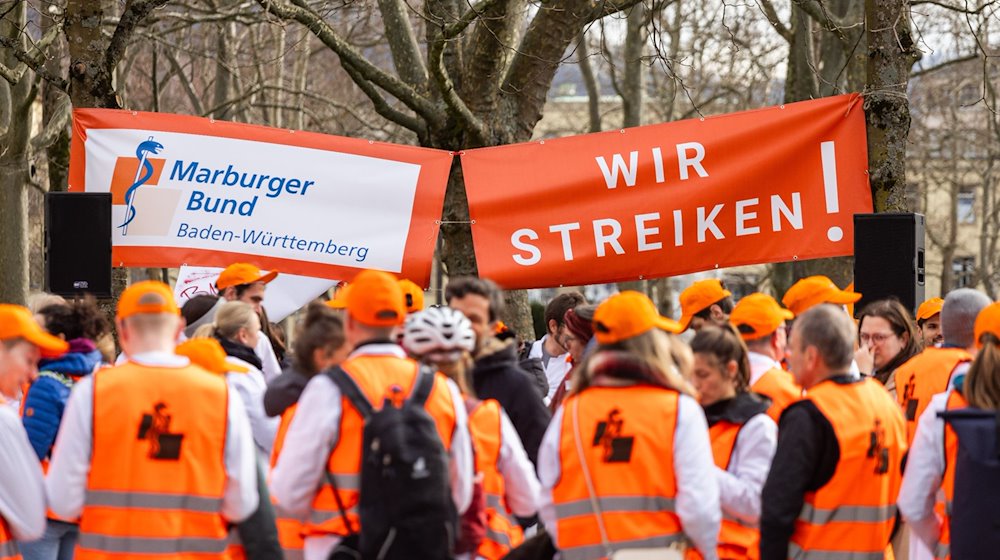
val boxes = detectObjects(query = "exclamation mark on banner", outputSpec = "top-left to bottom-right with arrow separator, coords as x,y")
821,141 -> 843,242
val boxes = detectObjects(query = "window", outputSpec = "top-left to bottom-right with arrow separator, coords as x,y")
957,189 -> 976,224
953,256 -> 975,289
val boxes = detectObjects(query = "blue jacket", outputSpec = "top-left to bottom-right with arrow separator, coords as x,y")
21,346 -> 102,461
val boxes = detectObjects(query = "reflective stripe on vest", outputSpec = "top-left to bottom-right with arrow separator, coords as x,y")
85,489 -> 223,512
788,542 -> 886,560
560,534 -> 686,560
934,389 -> 967,560
554,496 -> 676,518
798,503 -> 897,525
0,539 -> 19,560
77,534 -> 228,555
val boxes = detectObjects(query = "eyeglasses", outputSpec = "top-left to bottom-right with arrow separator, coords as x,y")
860,332 -> 897,344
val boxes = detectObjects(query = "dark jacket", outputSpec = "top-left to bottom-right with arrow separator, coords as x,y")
472,339 -> 551,466
518,355 -> 549,400
263,365 -> 311,418
22,339 -> 102,461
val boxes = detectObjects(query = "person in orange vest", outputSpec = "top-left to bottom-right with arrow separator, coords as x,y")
0,304 -> 67,560
898,298 -> 1000,560
761,303 -> 906,560
264,302 -> 350,560
781,276 -> 861,318
690,325 -> 777,560
539,291 -> 722,560
729,293 -> 801,422
679,278 -> 734,332
895,289 -> 990,447
216,263 -> 283,381
402,306 -> 541,560
915,297 -> 945,348
45,281 -> 260,559
269,270 -> 473,560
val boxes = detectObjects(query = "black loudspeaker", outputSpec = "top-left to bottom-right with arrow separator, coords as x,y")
854,213 -> 925,316
46,192 -> 112,297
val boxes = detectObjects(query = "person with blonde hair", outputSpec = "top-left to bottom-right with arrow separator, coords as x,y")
538,291 -> 721,560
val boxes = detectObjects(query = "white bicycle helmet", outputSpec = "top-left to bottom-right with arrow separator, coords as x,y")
402,306 -> 476,357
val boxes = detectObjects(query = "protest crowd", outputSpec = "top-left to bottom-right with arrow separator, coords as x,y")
3,261 -> 1000,560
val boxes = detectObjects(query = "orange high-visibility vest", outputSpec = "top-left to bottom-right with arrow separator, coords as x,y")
933,389 -> 967,560
77,362 -> 230,560
269,404 -> 305,560
790,377 -> 906,559
0,518 -> 19,560
895,348 -> 971,445
707,420 -> 760,560
552,386 -> 687,560
469,399 -> 524,560
751,368 -> 801,422
306,356 -> 457,537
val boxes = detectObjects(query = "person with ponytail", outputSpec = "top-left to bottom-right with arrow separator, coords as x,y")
690,325 -> 777,560
194,301 -> 278,457
900,299 -> 1000,560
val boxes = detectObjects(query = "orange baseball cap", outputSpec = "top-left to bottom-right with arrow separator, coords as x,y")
730,293 -> 794,341
175,338 -> 249,374
398,279 -> 425,314
117,281 -> 180,320
593,291 -> 682,345
346,270 -> 406,327
678,279 -> 732,331
916,297 -> 945,322
974,302 -> 1000,349
781,276 -> 861,317
325,283 -> 351,310
0,304 -> 68,358
216,263 -> 278,291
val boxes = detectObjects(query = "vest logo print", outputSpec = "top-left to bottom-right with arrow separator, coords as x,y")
110,137 -> 167,237
137,402 -> 184,460
902,376 -> 919,421
592,408 -> 634,463
412,456 -> 429,479
867,418 -> 889,475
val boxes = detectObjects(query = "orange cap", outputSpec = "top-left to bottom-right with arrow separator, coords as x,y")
217,263 -> 278,291
916,297 -> 945,322
398,279 -> 425,314
593,291 -> 682,345
974,302 -> 1000,349
781,275 -> 861,317
730,293 -> 794,341
678,279 -> 732,331
117,281 -> 180,320
325,284 -> 351,310
175,338 -> 249,374
0,304 -> 68,358
346,270 -> 406,327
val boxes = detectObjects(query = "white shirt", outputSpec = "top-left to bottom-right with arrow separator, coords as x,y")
495,409 -> 542,517
45,351 -> 260,522
529,337 -> 572,404
716,413 -> 777,525
227,358 -> 279,458
897,362 -> 970,559
0,402 -> 45,541
748,352 -> 781,387
269,344 -> 474,560
255,335 -> 282,383
537,393 -> 721,560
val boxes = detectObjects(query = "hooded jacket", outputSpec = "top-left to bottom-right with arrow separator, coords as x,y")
22,339 -> 102,461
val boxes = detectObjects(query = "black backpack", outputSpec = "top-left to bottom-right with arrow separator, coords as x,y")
326,365 -> 456,560
939,407 -> 1000,560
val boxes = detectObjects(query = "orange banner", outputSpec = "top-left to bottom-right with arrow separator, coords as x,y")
461,94 -> 872,289
69,109 -> 452,285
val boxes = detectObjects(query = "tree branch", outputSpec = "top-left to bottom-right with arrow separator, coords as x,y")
795,0 -> 848,42
341,59 -> 429,141
0,23 -> 67,89
756,0 -> 792,42
31,93 -> 70,149
377,0 -> 429,89
105,0 -> 172,76
442,0 -> 505,38
258,0 -> 444,127
910,53 -> 979,79
910,0 -> 1000,14
427,24 -> 489,145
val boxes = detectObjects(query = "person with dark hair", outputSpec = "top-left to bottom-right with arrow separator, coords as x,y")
526,292 -> 586,404
915,297 -> 945,348
855,299 -> 922,397
446,276 -> 551,465
690,325 -> 777,560
761,304 -> 905,560
547,304 -> 596,412
216,263 -> 282,382
678,278 -> 734,332
19,297 -> 111,560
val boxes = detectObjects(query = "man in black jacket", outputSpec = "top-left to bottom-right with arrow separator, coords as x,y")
446,277 -> 551,466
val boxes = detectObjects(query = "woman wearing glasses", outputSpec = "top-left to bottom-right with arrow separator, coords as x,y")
855,299 -> 922,398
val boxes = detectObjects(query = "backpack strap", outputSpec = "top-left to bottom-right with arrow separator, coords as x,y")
326,365 -> 375,419
408,364 -> 436,407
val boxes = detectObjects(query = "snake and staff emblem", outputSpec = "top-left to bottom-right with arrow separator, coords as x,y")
118,137 -> 165,236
